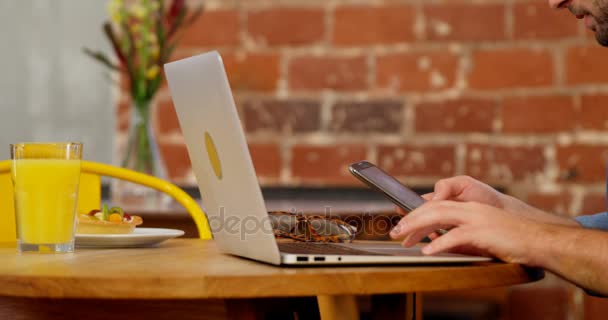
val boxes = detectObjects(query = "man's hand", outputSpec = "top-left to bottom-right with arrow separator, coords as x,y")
425,176 -> 509,208
394,176 -> 517,217
395,176 -> 579,228
391,199 -> 608,295
391,200 -> 542,265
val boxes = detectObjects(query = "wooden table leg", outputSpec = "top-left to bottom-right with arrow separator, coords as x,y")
226,297 -> 321,320
370,293 -> 420,320
316,293 -> 422,320
317,295 -> 359,320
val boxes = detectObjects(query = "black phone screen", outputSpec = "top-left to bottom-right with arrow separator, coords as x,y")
351,162 -> 426,211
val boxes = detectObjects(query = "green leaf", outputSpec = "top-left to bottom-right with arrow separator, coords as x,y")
146,70 -> 163,98
161,42 -> 177,65
103,22 -> 127,66
82,47 -> 121,71
102,204 -> 109,221
119,21 -> 138,97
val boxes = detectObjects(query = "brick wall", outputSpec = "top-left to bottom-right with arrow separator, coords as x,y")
114,1 -> 608,317
117,0 -> 608,216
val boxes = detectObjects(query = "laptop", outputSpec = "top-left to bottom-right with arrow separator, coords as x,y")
164,51 -> 491,265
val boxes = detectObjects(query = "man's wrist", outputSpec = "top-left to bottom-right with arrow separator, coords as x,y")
525,222 -> 585,270
523,222 -> 562,268
526,205 -> 581,227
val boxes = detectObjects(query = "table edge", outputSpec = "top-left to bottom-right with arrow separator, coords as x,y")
0,264 -> 544,299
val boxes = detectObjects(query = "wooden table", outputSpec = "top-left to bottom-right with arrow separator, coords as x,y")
0,239 -> 543,320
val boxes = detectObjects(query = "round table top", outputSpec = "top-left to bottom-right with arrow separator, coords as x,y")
0,239 -> 543,299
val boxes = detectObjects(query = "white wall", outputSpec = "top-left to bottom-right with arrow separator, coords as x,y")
0,0 -> 113,162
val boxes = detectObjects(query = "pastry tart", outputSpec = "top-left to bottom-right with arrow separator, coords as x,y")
76,205 -> 143,234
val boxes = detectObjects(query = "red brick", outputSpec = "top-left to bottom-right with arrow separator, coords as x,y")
242,99 -> 321,133
291,145 -> 367,185
156,99 -> 181,135
377,145 -> 455,178
513,2 -> 579,39
331,101 -> 403,133
332,5 -> 416,46
465,144 -> 545,182
556,145 -> 608,183
166,49 -> 202,63
468,48 -> 554,90
581,193 -> 606,215
376,51 -> 459,92
585,290 -> 608,320
288,55 -> 367,91
248,8 -> 324,46
502,95 -> 576,133
424,4 -> 505,41
222,53 -> 280,92
249,144 -> 281,179
159,143 -> 191,181
526,192 -> 572,216
509,287 -> 571,320
180,10 -> 240,47
580,94 -> 608,130
415,98 -> 496,133
566,45 -> 608,85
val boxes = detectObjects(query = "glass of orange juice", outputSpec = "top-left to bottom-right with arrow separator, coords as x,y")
10,142 -> 82,253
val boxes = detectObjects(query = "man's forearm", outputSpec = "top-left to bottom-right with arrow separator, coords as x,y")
522,208 -> 580,227
503,195 -> 581,227
528,207 -> 581,227
530,224 -> 608,295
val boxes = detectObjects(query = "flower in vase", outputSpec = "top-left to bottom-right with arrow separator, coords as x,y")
84,0 -> 202,177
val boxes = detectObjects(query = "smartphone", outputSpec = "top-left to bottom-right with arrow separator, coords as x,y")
349,160 -> 426,212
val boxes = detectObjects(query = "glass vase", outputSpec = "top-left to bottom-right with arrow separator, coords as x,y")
112,98 -> 169,208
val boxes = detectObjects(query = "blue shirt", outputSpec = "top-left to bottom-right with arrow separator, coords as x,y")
575,212 -> 608,231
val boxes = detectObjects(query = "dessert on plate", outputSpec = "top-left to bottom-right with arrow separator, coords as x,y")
76,205 -> 143,234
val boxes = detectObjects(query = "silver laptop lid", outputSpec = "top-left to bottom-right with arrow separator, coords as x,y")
164,51 -> 281,265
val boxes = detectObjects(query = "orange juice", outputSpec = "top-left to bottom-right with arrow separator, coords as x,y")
0,173 -> 16,247
12,159 -> 81,245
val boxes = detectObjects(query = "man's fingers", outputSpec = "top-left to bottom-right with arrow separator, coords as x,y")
421,193 -> 434,201
432,176 -> 473,201
400,224 -> 452,247
391,201 -> 469,239
422,228 -> 470,255
395,206 -> 408,216
447,245 -> 490,257
427,232 -> 441,241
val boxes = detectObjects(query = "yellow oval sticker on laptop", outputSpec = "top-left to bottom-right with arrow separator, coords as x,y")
204,132 -> 222,180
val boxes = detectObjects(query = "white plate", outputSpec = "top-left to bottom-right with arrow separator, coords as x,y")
75,228 -> 185,248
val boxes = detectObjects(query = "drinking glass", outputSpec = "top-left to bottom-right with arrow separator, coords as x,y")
11,142 -> 82,253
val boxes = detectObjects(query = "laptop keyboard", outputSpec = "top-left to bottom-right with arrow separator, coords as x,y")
278,242 -> 384,256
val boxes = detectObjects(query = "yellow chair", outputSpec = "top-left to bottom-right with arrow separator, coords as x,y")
0,160 -> 212,245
